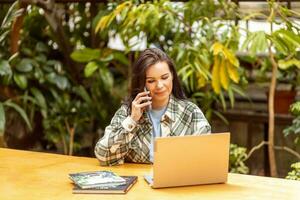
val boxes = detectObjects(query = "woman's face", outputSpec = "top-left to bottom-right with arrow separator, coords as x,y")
145,61 -> 173,109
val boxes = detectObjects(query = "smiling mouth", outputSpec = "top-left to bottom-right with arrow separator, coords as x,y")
155,91 -> 165,95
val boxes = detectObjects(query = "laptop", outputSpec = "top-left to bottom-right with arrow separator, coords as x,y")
144,132 -> 230,188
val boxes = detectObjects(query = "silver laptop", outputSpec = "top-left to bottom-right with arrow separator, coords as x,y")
144,132 -> 230,188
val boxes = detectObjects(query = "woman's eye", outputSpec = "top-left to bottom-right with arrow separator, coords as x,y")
162,76 -> 169,80
147,80 -> 155,83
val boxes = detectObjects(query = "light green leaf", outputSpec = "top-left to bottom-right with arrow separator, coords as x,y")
71,48 -> 100,63
100,54 -> 114,62
278,59 -> 300,70
13,74 -> 27,89
0,103 -> 5,136
276,29 -> 300,47
84,61 -> 99,77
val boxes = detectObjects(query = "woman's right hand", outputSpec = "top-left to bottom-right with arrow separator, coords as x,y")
130,91 -> 152,122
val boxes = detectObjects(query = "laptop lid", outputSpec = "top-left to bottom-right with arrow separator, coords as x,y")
152,132 -> 230,188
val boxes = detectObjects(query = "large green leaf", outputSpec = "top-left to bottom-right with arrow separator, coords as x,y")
0,103 -> 5,136
13,74 -> 28,89
3,101 -> 32,131
0,59 -> 12,76
16,58 -> 34,72
276,29 -> 300,47
241,31 -> 268,56
278,59 -> 300,70
84,61 -> 99,77
70,48 -> 100,63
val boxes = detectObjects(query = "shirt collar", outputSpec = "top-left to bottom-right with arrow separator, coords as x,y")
140,95 -> 179,124
163,95 -> 178,123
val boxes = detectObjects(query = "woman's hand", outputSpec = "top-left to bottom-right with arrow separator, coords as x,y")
131,91 -> 152,122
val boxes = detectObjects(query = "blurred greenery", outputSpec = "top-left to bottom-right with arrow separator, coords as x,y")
0,0 -> 299,165
229,144 -> 249,174
286,162 -> 300,181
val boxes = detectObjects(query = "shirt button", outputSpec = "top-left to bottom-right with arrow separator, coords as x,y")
128,125 -> 133,129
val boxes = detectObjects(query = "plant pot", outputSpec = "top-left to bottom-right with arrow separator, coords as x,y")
273,90 -> 296,114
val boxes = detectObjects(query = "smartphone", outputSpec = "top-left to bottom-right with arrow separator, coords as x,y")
144,87 -> 152,111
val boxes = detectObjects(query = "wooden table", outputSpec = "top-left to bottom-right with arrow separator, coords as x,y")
1,148 -> 299,200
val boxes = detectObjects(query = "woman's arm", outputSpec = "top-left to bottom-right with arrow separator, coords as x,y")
190,107 -> 211,134
94,105 -> 138,166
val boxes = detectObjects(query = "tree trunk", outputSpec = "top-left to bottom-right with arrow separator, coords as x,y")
10,1 -> 28,54
268,50 -> 278,177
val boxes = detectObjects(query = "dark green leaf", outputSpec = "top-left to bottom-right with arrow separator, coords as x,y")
75,86 -> 92,105
21,48 -> 33,57
30,87 -> 47,118
34,54 -> 47,64
0,59 -> 12,76
46,73 -> 69,90
4,100 -> 32,131
16,58 -> 34,72
35,42 -> 49,53
113,52 -> 129,66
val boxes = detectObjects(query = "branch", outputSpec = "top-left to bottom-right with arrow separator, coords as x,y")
246,141 -> 268,160
274,146 -> 300,160
246,140 -> 300,161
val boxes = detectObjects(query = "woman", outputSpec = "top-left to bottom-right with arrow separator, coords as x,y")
95,48 -> 211,166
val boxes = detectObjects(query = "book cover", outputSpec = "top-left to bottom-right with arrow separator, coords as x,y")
72,176 -> 138,194
69,170 -> 126,189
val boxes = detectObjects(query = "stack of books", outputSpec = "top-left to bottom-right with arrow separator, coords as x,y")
69,170 -> 137,194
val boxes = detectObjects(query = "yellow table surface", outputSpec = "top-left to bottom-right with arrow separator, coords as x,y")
0,148 -> 299,200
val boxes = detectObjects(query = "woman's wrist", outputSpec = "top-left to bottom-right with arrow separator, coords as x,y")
122,116 -> 137,132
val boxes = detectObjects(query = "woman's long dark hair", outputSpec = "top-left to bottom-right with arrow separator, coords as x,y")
124,48 -> 186,112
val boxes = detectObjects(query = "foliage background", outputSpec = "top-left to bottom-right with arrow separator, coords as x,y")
0,0 -> 299,176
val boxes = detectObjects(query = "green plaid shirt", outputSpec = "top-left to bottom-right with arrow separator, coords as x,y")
94,95 -> 211,166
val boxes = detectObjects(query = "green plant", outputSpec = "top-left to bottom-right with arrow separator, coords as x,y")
241,0 -> 300,177
0,2 -> 32,146
284,101 -> 300,145
229,144 -> 249,174
286,162 -> 300,181
94,0 -> 247,122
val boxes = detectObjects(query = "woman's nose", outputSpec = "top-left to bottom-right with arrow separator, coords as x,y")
156,80 -> 163,89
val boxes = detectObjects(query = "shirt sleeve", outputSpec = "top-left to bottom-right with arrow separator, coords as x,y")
94,105 -> 138,166
190,107 -> 211,134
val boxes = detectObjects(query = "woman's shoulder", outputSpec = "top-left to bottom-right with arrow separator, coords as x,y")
173,97 -> 202,113
114,104 -> 130,117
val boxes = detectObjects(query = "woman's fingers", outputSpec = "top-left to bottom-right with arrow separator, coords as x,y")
137,100 -> 152,108
136,96 -> 152,104
134,91 -> 150,100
